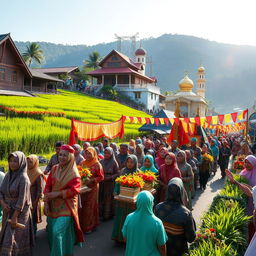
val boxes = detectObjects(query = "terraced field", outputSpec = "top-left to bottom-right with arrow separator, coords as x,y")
0,90 -> 150,160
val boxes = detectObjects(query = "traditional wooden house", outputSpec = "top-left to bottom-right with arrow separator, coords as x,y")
87,49 -> 161,113
0,33 -> 62,93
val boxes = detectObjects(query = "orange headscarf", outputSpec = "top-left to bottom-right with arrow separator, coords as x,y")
27,154 -> 44,184
82,147 -> 99,168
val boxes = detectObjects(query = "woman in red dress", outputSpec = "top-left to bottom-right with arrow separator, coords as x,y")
158,152 -> 182,202
79,147 -> 104,233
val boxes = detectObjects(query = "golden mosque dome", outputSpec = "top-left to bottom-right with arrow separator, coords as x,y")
198,66 -> 205,72
179,74 -> 194,92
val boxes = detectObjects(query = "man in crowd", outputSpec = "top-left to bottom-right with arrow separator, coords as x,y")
44,141 -> 64,174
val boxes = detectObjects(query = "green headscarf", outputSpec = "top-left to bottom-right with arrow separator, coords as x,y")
135,191 -> 154,215
140,155 -> 158,174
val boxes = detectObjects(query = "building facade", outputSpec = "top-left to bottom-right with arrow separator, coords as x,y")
164,66 -> 208,117
87,49 -> 161,113
0,33 -> 62,93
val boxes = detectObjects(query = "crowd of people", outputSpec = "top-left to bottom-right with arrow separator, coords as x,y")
0,133 -> 255,255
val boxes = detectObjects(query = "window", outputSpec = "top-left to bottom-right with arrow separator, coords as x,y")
107,62 -> 121,67
12,71 -> 17,83
142,58 -> 144,62
134,92 -> 141,99
151,93 -> 153,99
0,68 -> 5,80
155,94 -> 156,100
111,55 -> 118,61
138,58 -> 140,62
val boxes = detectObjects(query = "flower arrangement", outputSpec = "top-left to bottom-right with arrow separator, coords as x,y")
0,105 -> 65,119
196,228 -> 216,240
137,171 -> 158,185
233,155 -> 246,170
115,174 -> 145,189
203,153 -> 214,162
77,166 -> 92,183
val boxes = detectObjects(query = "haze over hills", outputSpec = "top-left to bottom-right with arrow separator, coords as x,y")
15,34 -> 256,113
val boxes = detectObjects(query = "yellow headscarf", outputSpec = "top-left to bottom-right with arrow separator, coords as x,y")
81,147 -> 99,168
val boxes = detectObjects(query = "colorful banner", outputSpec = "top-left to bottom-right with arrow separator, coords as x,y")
123,109 -> 248,128
69,117 -> 124,144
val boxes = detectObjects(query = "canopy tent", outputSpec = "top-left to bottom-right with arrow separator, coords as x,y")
139,110 -> 175,134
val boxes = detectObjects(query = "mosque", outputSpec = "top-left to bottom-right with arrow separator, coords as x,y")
164,66 -> 208,117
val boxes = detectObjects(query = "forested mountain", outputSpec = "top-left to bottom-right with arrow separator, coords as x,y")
15,34 -> 256,113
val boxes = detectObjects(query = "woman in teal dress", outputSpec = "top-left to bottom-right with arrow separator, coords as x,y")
140,155 -> 158,174
122,191 -> 167,256
44,145 -> 84,256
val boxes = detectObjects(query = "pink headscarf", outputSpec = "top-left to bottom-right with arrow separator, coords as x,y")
240,155 -> 256,187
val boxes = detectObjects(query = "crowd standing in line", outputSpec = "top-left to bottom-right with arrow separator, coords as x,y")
0,133 -> 255,255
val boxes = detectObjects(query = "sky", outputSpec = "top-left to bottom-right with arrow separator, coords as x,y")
1,0 -> 256,46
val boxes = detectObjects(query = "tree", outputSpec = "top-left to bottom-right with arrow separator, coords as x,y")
84,51 -> 101,69
22,42 -> 44,67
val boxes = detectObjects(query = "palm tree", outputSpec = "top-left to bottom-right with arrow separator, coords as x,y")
22,42 -> 44,67
84,51 -> 101,69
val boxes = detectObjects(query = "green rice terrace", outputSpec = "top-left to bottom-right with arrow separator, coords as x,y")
0,90 -> 150,162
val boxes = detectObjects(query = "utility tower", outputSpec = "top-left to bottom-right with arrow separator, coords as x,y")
114,33 -> 139,59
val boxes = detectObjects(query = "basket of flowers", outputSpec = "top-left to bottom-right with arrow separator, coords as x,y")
115,174 -> 144,200
233,155 -> 245,174
203,153 -> 214,163
137,171 -> 158,191
77,166 -> 92,186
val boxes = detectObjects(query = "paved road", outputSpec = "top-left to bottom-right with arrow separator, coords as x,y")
34,170 -> 224,256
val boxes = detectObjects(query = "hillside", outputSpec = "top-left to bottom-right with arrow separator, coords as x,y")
15,34 -> 256,113
0,90 -> 149,160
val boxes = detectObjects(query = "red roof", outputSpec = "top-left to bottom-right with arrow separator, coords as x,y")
135,48 -> 146,56
99,50 -> 140,71
87,67 -> 155,83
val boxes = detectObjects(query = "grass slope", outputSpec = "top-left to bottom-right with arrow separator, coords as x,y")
0,90 -> 150,161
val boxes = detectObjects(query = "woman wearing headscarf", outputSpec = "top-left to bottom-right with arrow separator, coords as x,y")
79,147 -> 104,233
72,144 -> 85,165
116,144 -> 129,169
238,141 -> 252,156
155,178 -> 196,256
99,147 -> 120,220
0,151 -> 34,255
122,191 -> 167,256
226,155 -> 256,242
210,139 -> 219,175
112,155 -> 140,242
136,144 -> 145,168
110,142 -> 119,157
155,147 -> 168,169
27,154 -> 45,235
158,152 -> 182,203
120,155 -> 139,175
141,155 -> 158,174
129,139 -> 136,149
97,143 -> 104,155
244,186 -> 256,256
177,151 -> 194,210
44,145 -> 84,255
218,140 -> 231,178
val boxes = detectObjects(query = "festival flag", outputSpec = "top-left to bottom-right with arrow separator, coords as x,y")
231,112 -> 238,123
154,118 -> 159,126
206,116 -> 212,125
137,117 -> 142,124
174,118 -> 179,125
164,118 -> 169,126
195,117 -> 201,126
218,115 -> 224,124
224,114 -> 231,124
159,118 -> 165,125
129,116 -> 134,124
